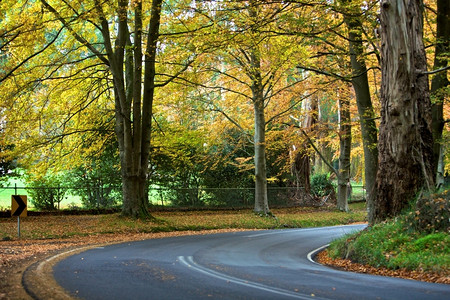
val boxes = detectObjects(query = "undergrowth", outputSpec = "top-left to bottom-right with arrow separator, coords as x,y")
328,189 -> 450,274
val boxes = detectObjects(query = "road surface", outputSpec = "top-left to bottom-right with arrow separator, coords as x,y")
53,225 -> 450,299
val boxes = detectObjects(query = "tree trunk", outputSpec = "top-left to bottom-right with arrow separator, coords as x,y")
114,0 -> 162,218
291,147 -> 311,193
121,175 -> 149,217
375,0 -> 435,222
337,95 -> 351,212
291,97 -> 317,198
253,86 -> 270,215
250,52 -> 269,214
341,0 -> 379,222
247,4 -> 270,216
431,0 -> 449,186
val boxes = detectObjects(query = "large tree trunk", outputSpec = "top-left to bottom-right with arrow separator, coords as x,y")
38,0 -> 163,218
374,0 -> 435,222
121,175 -> 149,217
113,0 -> 162,218
431,0 -> 449,187
341,0 -> 379,222
337,94 -> 351,212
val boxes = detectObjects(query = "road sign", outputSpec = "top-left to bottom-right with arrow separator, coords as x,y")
11,195 -> 27,217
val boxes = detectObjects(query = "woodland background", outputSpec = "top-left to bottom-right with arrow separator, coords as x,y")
0,0 -> 448,218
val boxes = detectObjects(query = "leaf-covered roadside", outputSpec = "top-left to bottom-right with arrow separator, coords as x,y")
317,250 -> 449,284
323,190 -> 450,284
0,207 -> 365,240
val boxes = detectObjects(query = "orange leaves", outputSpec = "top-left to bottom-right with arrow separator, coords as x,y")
317,250 -> 450,284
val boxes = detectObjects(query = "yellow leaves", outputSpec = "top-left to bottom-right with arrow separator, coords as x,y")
233,157 -> 254,173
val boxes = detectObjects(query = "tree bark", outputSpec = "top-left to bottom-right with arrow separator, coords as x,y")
340,0 -> 379,222
291,98 -> 317,197
337,94 -> 351,212
108,0 -> 162,218
430,0 -> 449,187
253,97 -> 270,214
251,50 -> 269,215
375,0 -> 435,222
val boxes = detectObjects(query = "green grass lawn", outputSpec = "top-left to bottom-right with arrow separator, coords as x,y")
0,177 -> 28,209
1,176 -> 368,211
0,177 -> 82,210
328,220 -> 449,274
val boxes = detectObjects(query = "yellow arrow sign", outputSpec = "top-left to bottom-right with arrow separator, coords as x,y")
11,195 -> 27,217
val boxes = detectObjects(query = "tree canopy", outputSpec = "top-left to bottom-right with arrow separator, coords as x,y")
0,0 -> 448,220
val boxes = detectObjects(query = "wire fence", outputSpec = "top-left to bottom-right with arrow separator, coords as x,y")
1,183 -> 366,211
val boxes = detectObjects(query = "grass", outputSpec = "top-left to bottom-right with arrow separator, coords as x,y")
349,183 -> 366,202
0,187 -> 82,211
0,177 -> 27,209
328,216 -> 449,274
0,204 -> 366,240
328,188 -> 450,275
1,175 -> 85,210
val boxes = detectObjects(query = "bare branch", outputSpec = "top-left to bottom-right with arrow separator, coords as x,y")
418,66 -> 450,75
266,88 -> 317,125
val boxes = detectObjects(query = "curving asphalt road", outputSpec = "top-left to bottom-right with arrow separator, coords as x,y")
53,225 -> 450,300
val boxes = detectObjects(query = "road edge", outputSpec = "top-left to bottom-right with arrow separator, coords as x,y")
22,245 -> 104,300
306,243 -> 330,265
18,229 -> 257,299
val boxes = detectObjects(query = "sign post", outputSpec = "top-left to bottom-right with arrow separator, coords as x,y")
11,195 -> 27,238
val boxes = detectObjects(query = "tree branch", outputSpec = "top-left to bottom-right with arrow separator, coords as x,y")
0,26 -> 65,84
418,65 -> 450,75
40,0 -> 109,66
154,56 -> 197,88
288,119 -> 339,177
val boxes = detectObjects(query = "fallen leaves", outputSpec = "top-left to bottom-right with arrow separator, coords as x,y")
316,250 -> 450,284
1,208 -> 366,240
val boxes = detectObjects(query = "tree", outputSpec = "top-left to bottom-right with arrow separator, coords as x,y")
337,85 -> 351,211
374,0 -> 435,222
32,0 -> 164,218
293,0 -> 380,215
430,0 -> 449,187
26,174 -> 66,210
67,144 -> 122,209
290,97 -> 318,197
339,0 -> 379,221
179,1 -> 312,215
1,0 -> 209,217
